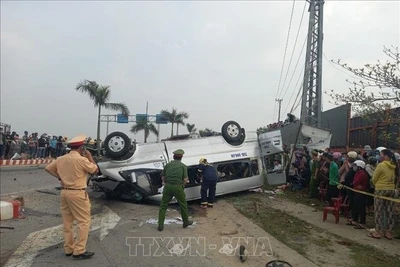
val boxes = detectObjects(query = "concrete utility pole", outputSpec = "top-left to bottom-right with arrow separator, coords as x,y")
301,0 -> 324,127
275,98 -> 283,122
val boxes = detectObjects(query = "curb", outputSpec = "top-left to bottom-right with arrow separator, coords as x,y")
0,200 -> 22,220
0,159 -> 53,166
0,164 -> 48,173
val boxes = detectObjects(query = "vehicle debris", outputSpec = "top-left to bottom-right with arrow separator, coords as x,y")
145,218 -> 196,226
0,226 -> 14,229
219,229 -> 239,235
36,190 -> 58,195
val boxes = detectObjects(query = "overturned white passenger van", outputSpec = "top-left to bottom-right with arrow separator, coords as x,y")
92,121 -> 287,203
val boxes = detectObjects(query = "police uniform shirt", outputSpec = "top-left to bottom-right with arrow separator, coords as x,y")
46,151 -> 97,189
162,160 -> 188,185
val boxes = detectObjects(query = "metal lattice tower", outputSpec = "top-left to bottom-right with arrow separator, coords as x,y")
300,0 -> 324,127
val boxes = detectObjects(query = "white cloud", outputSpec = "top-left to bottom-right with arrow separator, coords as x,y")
202,23 -> 227,36
174,39 -> 188,48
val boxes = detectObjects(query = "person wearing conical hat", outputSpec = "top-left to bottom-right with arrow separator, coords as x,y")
45,134 -> 98,259
158,149 -> 193,231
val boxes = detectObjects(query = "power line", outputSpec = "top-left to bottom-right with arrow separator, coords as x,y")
280,36 -> 307,105
323,52 -> 361,80
284,64 -> 305,115
273,0 -> 297,118
278,0 -> 308,100
291,83 -> 303,114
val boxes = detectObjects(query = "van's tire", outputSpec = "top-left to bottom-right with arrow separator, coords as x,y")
104,131 -> 131,159
221,121 -> 245,145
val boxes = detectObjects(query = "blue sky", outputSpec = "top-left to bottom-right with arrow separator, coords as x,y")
1,1 -> 399,142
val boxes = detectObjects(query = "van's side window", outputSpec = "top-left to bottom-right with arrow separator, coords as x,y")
135,171 -> 152,194
187,166 -> 200,185
144,169 -> 163,195
251,159 -> 259,175
216,160 -> 252,181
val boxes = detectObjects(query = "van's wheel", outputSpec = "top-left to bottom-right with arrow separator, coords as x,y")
104,131 -> 131,159
221,121 -> 245,145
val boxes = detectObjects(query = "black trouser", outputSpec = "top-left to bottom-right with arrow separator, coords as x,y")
50,147 -> 57,158
347,189 -> 354,216
200,179 -> 217,205
327,184 -> 339,202
352,192 -> 366,224
366,187 -> 374,207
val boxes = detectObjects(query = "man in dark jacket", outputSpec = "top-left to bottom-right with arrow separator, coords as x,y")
197,157 -> 218,209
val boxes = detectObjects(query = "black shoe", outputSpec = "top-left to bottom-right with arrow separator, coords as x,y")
158,225 -> 164,231
183,220 -> 193,228
65,253 -> 72,257
72,251 -> 94,259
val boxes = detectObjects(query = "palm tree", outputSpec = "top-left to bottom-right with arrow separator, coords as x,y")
176,112 -> 189,135
130,120 -> 159,143
160,108 -> 189,137
76,80 -> 130,156
186,123 -> 197,134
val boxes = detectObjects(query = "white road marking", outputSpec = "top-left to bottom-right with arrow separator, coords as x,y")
4,206 -> 121,267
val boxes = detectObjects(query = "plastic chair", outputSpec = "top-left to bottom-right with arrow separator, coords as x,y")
318,182 -> 327,201
331,191 -> 342,204
323,197 -> 343,223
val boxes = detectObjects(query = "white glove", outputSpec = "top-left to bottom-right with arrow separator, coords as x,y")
158,185 -> 164,194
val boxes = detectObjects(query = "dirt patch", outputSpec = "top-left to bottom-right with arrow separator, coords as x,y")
230,194 -> 353,267
190,200 -> 316,267
228,192 -> 400,267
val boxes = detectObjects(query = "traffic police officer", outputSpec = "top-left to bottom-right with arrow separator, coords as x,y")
45,134 -> 98,259
197,157 -> 218,208
158,149 -> 193,231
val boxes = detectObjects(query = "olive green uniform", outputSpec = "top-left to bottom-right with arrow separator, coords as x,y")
309,159 -> 320,197
158,160 -> 190,227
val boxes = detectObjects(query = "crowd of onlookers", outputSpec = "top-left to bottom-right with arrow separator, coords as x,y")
286,145 -> 400,240
0,129 -> 71,160
267,113 -> 298,131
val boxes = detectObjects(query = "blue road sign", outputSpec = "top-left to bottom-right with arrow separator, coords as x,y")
156,114 -> 169,124
136,114 -> 148,124
117,114 -> 129,123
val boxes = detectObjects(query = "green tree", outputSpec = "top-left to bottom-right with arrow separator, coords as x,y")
76,80 -> 129,155
130,119 -> 159,143
186,123 -> 197,134
160,108 -> 189,137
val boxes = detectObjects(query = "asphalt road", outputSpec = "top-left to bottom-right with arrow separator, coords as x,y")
0,169 -> 223,267
0,167 -> 58,195
0,168 -> 312,267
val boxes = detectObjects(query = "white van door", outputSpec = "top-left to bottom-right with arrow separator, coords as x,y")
258,130 -> 286,185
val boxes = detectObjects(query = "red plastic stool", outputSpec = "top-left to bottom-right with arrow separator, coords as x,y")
323,197 -> 342,223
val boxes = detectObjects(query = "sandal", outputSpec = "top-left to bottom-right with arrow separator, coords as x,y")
346,221 -> 357,226
354,224 -> 365,229
367,233 -> 381,239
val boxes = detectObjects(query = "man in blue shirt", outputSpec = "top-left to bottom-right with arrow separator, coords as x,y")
197,157 -> 218,209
